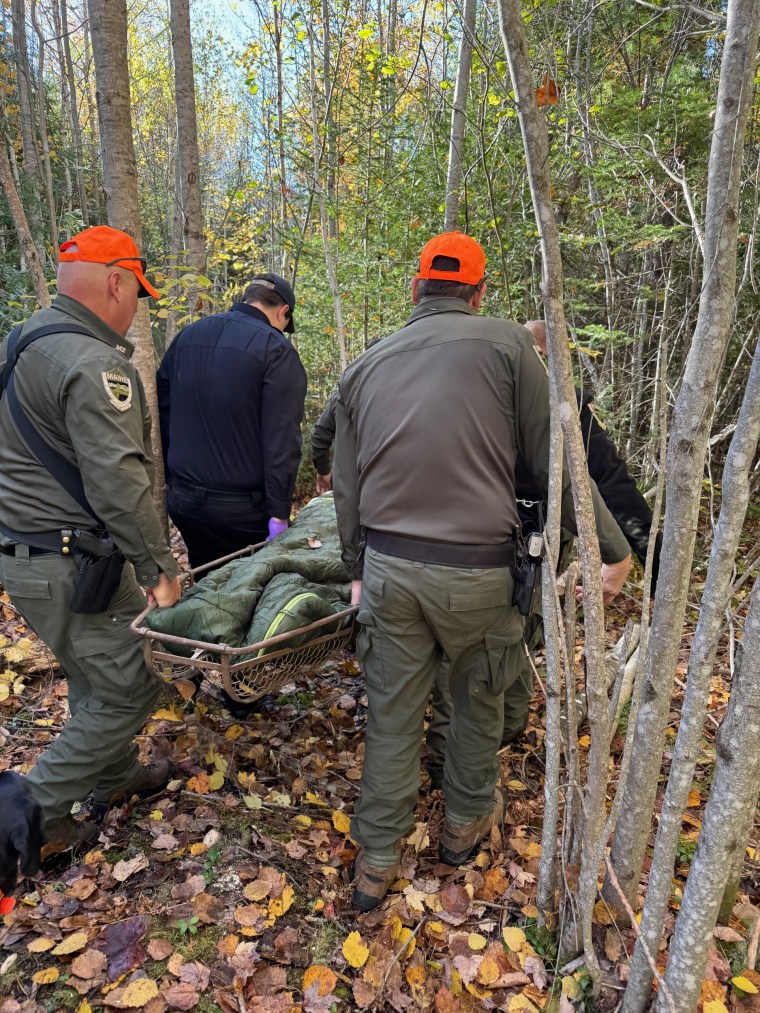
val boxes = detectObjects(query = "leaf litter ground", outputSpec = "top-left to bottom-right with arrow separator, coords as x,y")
1,529 -> 758,1013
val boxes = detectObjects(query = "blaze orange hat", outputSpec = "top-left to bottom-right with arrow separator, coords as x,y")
415,231 -> 486,286
59,225 -> 159,299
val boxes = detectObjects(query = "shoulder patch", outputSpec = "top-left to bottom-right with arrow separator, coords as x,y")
533,344 -> 549,374
587,400 -> 606,430
102,370 -> 132,411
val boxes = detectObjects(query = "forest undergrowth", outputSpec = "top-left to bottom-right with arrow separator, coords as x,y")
0,506 -> 758,1013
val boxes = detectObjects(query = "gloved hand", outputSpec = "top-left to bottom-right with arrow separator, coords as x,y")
0,772 -> 44,895
267,517 -> 289,541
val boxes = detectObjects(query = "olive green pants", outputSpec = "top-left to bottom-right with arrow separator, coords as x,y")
351,547 -> 524,854
0,547 -> 161,834
427,612 -> 543,788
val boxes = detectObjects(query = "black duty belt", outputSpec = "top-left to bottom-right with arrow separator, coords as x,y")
169,475 -> 264,505
0,543 -> 58,557
366,529 -> 516,568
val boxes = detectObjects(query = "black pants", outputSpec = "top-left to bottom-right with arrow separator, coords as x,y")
167,476 -> 268,570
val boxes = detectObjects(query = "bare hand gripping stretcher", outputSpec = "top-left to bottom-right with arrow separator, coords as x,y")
130,494 -> 357,703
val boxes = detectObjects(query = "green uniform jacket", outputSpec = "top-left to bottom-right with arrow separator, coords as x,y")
0,295 -> 177,586
333,297 -> 630,579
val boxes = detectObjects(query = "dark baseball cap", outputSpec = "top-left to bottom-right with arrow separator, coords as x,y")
250,273 -> 296,333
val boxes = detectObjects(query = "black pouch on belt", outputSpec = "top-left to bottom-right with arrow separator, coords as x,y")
70,544 -> 126,614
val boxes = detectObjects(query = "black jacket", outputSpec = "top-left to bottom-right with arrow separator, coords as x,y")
515,390 -> 662,587
312,390 -> 338,475
157,304 -> 307,519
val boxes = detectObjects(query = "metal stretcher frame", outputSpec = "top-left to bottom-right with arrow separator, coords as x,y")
130,541 -> 358,703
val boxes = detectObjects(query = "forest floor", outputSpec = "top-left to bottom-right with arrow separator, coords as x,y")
1,516 -> 759,1013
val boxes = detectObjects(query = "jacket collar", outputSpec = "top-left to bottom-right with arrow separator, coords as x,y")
405,297 -> 477,325
52,294 -> 134,359
232,302 -> 281,332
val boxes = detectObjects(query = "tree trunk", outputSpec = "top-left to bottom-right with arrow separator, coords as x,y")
60,0 -> 89,225
10,0 -> 44,249
657,573 -> 760,1013
29,0 -> 58,252
497,0 -> 612,982
87,0 -> 168,530
169,0 -> 206,321
0,136 -> 51,308
607,0 -> 760,916
444,0 -> 476,231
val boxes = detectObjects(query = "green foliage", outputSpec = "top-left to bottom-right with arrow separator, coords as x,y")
175,914 -> 201,937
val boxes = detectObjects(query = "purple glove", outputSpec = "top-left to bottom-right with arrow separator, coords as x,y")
267,518 -> 289,541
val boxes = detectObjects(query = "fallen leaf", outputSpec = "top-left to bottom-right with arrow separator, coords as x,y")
478,956 -> 501,985
122,979 -> 159,1007
27,937 -> 55,953
52,931 -> 89,955
71,949 -> 108,979
161,982 -> 200,1010
342,931 -> 369,969
179,962 -> 210,991
92,914 -> 150,981
302,965 -> 337,996
732,975 -> 759,995
713,926 -> 744,942
113,855 -> 150,882
332,810 -> 351,835
503,926 -> 527,951
32,967 -> 59,985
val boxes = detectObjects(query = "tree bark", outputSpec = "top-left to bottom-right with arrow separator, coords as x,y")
444,0 -> 476,231
0,136 -> 51,308
29,0 -> 58,251
497,0 -> 612,981
169,0 -> 206,321
657,573 -> 760,1013
607,0 -> 760,916
60,0 -> 90,225
10,0 -> 44,249
87,0 -> 168,530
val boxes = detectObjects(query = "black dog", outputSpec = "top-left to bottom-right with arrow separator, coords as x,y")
0,771 -> 43,894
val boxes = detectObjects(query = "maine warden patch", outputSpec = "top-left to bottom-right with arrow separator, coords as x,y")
102,370 -> 132,411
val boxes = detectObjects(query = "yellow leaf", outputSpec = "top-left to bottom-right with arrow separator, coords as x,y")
76,1002 -> 93,1013
704,1000 -> 729,1013
509,995 -> 540,1013
303,964 -> 337,996
687,789 -> 701,808
32,967 -> 59,985
562,975 -> 582,999
305,791 -> 325,805
522,904 -> 540,918
27,937 -> 55,952
395,926 -> 416,958
52,930 -> 88,955
0,685 -> 11,702
190,843 -> 207,856
578,734 -> 591,748
507,779 -> 527,791
468,932 -> 487,950
121,978 -> 160,1006
406,963 -> 427,987
479,956 -> 501,984
152,707 -> 183,721
225,724 -> 245,740
149,810 -> 163,821
342,930 -> 369,968
268,885 -> 294,919
732,976 -> 759,995
332,810 -> 351,835
293,814 -> 312,827
208,770 -> 225,791
503,926 -> 527,951
426,921 -> 446,940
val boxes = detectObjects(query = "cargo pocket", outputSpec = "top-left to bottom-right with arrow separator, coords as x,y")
355,609 -> 384,691
70,624 -> 149,706
0,575 -> 52,601
480,612 -> 525,696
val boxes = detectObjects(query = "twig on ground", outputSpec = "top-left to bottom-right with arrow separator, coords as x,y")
604,855 -> 676,1013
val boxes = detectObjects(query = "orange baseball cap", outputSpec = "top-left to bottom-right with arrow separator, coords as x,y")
59,225 -> 159,299
415,231 -> 486,286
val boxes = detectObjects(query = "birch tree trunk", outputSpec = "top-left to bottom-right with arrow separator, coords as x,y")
497,0 -> 612,979
59,0 -> 89,225
29,0 -> 58,251
607,0 -> 760,915
10,0 -> 44,249
444,0 -> 476,231
656,574 -> 760,1013
87,0 -> 168,529
624,332 -> 760,1013
0,136 -> 51,308
170,0 -> 206,321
